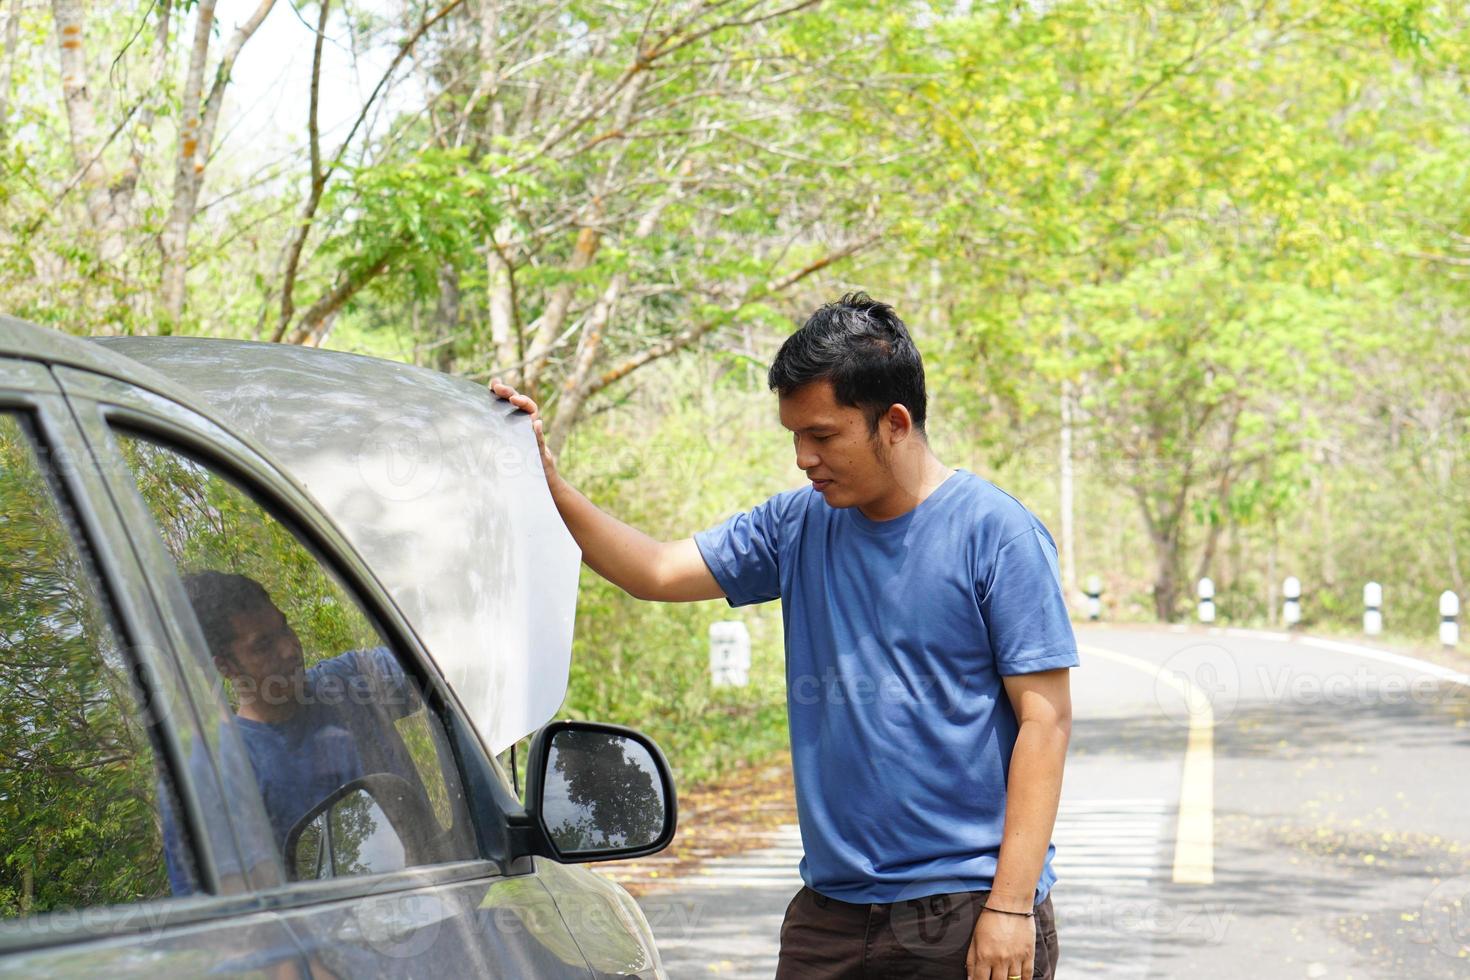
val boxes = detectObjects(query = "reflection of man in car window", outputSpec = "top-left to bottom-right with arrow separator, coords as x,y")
181,571 -> 429,856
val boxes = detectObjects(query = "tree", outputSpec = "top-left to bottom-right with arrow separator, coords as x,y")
869,0 -> 1456,617
0,415 -> 168,916
270,0 -> 892,450
46,0 -> 275,329
1059,253 -> 1374,619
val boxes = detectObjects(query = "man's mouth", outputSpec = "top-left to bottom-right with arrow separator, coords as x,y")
811,479 -> 833,492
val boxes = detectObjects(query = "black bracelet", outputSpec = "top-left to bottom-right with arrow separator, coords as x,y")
982,905 -> 1035,918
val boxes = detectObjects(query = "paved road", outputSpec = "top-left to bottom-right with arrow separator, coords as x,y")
623,626 -> 1470,978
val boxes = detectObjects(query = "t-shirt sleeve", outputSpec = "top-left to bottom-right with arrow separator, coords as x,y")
981,525 -> 1081,676
693,493 -> 790,607
314,647 -> 422,720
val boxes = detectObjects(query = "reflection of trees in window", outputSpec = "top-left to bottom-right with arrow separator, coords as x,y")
323,791 -> 381,877
394,712 -> 454,829
292,817 -> 327,880
118,435 -> 379,673
0,415 -> 169,918
548,732 -> 662,851
292,792 -> 404,880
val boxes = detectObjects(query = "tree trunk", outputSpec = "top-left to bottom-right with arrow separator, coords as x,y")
0,0 -> 22,144
546,274 -> 623,456
486,225 -> 519,378
51,0 -> 130,269
1059,376 -> 1077,601
1151,530 -> 1181,622
522,223 -> 601,392
272,0 -> 331,343
521,64 -> 652,393
159,0 -> 275,325
1266,525 -> 1279,626
1195,515 -> 1225,591
1226,516 -> 1241,622
1193,465 -> 1228,588
432,263 -> 461,373
1136,487 -> 1182,621
158,194 -> 197,325
156,0 -> 217,324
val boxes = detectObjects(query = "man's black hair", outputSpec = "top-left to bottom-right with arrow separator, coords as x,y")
182,570 -> 277,662
767,292 -> 927,436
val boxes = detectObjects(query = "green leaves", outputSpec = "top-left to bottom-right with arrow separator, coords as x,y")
320,147 -> 539,302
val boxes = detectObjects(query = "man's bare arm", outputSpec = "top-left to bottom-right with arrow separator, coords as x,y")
549,480 -> 725,601
490,379 -> 725,603
989,667 -> 1073,911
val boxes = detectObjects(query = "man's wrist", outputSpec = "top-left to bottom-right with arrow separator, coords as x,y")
987,905 -> 1034,922
984,891 -> 1035,913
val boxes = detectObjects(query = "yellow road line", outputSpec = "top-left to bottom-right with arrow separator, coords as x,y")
1078,643 -> 1215,885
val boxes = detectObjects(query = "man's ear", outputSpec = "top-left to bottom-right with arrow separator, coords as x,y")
212,654 -> 238,680
885,403 -> 914,442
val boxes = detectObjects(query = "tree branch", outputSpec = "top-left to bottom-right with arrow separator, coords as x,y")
585,231 -> 881,397
270,0 -> 330,341
272,0 -> 467,343
287,250 -> 400,345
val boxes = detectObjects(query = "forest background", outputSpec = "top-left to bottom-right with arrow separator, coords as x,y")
3,0 -> 1468,783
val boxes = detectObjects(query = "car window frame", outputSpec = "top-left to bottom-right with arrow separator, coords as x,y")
53,366 -> 524,911
0,360 -> 238,954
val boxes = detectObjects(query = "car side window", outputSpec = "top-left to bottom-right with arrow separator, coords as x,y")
113,430 -> 478,881
0,413 -> 189,918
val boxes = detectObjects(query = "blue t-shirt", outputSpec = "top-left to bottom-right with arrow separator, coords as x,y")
694,469 -> 1079,905
164,647 -> 424,892
232,647 -> 423,851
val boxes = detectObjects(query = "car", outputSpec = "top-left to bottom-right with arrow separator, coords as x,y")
0,315 -> 676,978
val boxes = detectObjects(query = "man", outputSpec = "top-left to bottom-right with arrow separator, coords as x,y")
492,293 -> 1077,980
178,571 -> 428,860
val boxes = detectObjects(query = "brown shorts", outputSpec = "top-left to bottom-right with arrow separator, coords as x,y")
774,885 -> 1059,979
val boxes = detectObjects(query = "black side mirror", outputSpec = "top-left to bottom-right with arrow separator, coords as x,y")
522,721 -> 677,863
283,773 -> 431,880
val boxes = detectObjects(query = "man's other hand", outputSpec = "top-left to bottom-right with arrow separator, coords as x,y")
968,908 -> 1036,980
489,379 -> 561,489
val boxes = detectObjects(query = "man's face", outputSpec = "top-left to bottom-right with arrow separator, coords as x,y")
216,603 -> 306,691
779,380 -> 896,510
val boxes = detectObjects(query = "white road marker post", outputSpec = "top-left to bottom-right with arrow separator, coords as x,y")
1363,581 -> 1383,637
1440,591 -> 1460,650
709,621 -> 751,687
1085,574 -> 1103,622
1198,577 -> 1216,624
1282,576 -> 1302,628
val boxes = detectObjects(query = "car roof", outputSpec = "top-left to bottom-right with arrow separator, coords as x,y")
1,314 -> 216,403
0,317 -> 579,755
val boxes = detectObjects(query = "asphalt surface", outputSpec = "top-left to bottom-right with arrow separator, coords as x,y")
625,625 -> 1470,979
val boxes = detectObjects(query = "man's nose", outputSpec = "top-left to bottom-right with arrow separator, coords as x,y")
795,447 -> 820,471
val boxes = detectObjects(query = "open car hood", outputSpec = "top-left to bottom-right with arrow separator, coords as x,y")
96,336 -> 580,755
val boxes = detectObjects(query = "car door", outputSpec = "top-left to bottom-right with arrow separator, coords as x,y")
0,357 -> 309,977
53,364 -> 602,978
